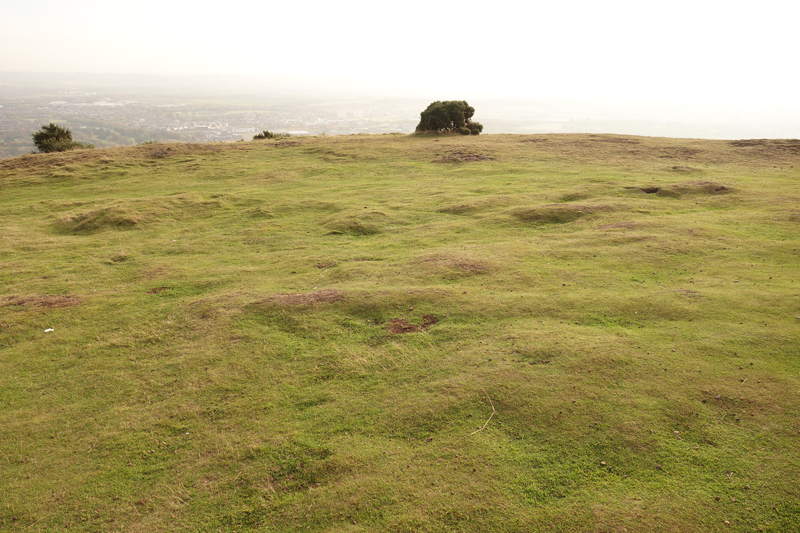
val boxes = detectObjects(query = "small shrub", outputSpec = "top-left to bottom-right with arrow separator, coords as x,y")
253,130 -> 291,140
32,123 -> 95,153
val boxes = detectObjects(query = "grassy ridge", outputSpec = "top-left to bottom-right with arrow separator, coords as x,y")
1,134 -> 799,532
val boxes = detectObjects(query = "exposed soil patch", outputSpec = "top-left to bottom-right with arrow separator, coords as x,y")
437,150 -> 495,162
273,141 -> 301,147
315,261 -> 337,269
386,315 -> 439,334
147,287 -> 170,294
259,289 -> 344,306
670,166 -> 699,172
0,294 -> 83,309
672,289 -> 701,299
625,180 -> 731,198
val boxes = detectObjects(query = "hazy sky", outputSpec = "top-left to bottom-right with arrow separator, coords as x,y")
2,0 -> 798,106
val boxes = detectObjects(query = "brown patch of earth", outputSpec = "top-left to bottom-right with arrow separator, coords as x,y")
259,289 -> 344,306
147,287 -> 170,294
672,289 -> 701,298
0,294 -> 83,309
386,315 -> 440,334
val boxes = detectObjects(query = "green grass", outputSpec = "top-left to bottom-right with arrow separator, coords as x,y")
1,133 -> 799,532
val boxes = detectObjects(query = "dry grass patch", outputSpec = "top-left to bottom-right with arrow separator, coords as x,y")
53,193 -> 224,233
436,150 -> 496,162
412,253 -> 493,277
385,315 -> 440,335
0,294 -> 83,309
322,211 -> 390,236
257,289 -> 345,306
512,204 -> 612,225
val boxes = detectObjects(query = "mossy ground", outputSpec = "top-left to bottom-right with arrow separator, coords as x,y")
1,133 -> 799,532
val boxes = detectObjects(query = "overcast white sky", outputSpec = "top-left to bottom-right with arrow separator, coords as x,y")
2,0 -> 799,107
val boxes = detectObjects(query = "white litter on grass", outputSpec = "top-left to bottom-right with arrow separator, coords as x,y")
44,328 -> 54,332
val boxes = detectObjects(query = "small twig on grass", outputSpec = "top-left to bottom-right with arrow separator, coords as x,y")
22,517 -> 42,531
469,389 -> 496,435
740,378 -> 747,385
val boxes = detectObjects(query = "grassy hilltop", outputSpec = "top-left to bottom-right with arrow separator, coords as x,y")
1,133 -> 799,532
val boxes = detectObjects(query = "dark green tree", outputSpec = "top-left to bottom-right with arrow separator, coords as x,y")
415,100 -> 483,135
32,123 -> 94,153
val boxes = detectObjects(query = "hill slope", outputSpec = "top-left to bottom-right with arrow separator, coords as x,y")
1,134 -> 799,532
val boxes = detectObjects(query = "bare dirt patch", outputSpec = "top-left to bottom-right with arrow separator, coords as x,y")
385,315 -> 440,335
147,287 -> 170,294
624,180 -> 731,197
670,166 -> 699,172
0,294 -> 83,309
259,289 -> 344,306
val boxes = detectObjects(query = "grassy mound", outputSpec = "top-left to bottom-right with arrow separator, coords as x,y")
1,134 -> 799,532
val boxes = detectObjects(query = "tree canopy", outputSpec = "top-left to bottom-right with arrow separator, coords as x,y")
415,100 -> 483,135
32,123 -> 94,153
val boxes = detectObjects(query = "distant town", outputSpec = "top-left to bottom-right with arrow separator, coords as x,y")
2,72 -> 798,160
0,83 -> 422,159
